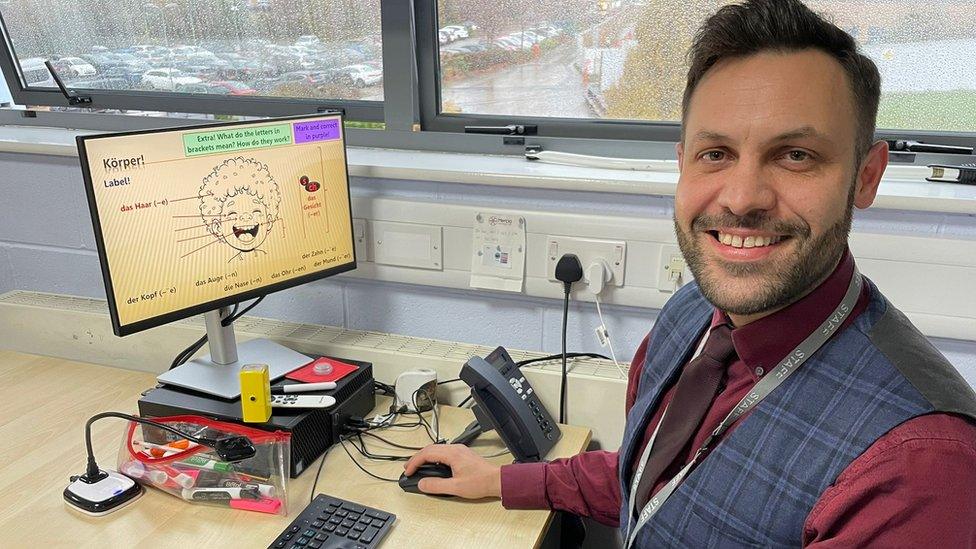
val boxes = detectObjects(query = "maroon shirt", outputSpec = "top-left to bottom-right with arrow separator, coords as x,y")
500,251 -> 976,545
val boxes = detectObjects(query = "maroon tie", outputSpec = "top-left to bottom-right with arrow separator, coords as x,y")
633,323 -> 737,509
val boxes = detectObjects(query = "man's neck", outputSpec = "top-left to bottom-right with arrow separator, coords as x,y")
726,252 -> 845,328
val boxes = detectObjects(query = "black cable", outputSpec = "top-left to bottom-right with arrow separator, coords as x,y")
553,254 -> 583,425
81,412 -> 252,481
337,437 -> 401,482
436,378 -> 463,385
225,295 -> 264,324
458,394 -> 473,408
517,352 -> 611,367
560,284 -> 570,424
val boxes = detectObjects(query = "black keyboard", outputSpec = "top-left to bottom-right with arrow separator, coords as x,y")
269,494 -> 396,549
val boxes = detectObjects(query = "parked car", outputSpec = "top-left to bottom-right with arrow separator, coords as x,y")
141,68 -> 202,90
53,57 -> 97,78
68,77 -> 132,90
176,82 -> 231,94
442,25 -> 470,39
337,64 -> 382,87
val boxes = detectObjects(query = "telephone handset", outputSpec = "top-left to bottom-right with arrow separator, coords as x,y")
458,347 -> 561,463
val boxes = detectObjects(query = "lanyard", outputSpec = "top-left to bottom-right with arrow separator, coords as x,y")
624,269 -> 862,549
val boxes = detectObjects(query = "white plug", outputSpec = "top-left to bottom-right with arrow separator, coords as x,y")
586,259 -> 613,295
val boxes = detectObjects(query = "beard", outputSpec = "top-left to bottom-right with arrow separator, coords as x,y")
674,185 -> 854,316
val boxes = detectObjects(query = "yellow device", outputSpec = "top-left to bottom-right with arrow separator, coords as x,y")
240,363 -> 272,423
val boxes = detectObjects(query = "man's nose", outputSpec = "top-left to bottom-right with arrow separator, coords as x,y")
716,158 -> 776,216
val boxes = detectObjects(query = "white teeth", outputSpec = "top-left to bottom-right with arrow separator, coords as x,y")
716,232 -> 781,249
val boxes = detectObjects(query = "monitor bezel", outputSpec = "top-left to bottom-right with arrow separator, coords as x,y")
77,112 -> 357,337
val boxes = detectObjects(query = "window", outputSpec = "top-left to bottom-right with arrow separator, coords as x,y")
433,0 -> 976,133
0,0 -> 383,118
1,0 -> 974,149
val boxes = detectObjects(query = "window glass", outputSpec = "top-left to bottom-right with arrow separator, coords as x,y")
1,0 -> 382,101
437,0 -> 976,132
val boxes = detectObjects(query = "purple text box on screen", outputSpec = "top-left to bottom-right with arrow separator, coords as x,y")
293,119 -> 341,144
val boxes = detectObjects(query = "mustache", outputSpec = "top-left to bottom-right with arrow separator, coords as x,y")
691,212 -> 810,238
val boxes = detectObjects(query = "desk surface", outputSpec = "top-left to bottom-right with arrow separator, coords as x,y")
0,351 -> 591,548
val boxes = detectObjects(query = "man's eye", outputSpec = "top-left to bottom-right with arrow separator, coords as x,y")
701,150 -> 726,162
786,150 -> 810,162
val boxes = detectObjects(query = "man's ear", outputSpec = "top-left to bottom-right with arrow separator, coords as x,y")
675,142 -> 684,172
853,140 -> 888,209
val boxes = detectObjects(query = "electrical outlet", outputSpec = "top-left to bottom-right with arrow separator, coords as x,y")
546,236 -> 626,288
658,244 -> 687,293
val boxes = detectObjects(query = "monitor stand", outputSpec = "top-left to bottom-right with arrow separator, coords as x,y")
155,306 -> 311,399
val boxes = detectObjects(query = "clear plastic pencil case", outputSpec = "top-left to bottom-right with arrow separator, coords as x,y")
117,414 -> 290,515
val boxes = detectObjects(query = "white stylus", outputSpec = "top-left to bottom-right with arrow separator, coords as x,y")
271,381 -> 337,394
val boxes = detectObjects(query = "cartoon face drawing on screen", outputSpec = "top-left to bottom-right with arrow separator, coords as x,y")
199,157 -> 281,260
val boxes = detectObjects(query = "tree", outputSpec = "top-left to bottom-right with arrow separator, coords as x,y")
604,1 -> 720,121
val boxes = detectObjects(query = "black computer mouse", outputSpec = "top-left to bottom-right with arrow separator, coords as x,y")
398,463 -> 454,495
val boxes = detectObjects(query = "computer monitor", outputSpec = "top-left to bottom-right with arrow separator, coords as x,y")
78,113 -> 356,398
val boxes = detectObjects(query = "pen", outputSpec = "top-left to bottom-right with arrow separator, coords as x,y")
181,487 -> 262,501
271,381 -> 337,394
178,455 -> 235,472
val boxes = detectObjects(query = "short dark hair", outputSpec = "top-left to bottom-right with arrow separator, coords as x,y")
682,0 -> 881,162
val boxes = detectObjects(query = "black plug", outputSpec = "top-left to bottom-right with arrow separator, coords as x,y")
555,254 -> 584,291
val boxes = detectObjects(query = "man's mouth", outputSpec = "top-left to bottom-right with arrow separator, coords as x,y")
233,223 -> 259,242
707,230 -> 786,249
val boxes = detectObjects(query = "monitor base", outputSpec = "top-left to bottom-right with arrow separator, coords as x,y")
156,338 -> 311,399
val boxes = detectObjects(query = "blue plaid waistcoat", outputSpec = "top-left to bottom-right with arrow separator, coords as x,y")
618,278 -> 976,548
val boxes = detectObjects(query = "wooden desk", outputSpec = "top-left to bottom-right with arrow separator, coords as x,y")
0,351 -> 591,548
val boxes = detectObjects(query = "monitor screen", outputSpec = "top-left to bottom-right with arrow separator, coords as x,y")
78,113 -> 356,336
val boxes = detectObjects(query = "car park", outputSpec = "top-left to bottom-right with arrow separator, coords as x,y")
53,57 -> 97,78
141,68 -> 202,90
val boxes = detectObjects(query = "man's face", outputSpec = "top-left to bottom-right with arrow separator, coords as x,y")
675,50 -> 867,317
216,194 -> 270,252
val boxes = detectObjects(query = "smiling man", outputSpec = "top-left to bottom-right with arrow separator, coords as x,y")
405,1 -> 976,546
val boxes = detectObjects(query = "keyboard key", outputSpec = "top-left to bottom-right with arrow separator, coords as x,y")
274,541 -> 287,548
323,523 -> 336,532
328,517 -> 342,525
308,542 -> 321,549
347,530 -> 361,540
336,527 -> 349,536
311,521 -> 324,528
360,527 -> 380,544
304,529 -> 316,538
363,510 -> 385,519
343,503 -> 366,514
334,509 -> 348,518
358,516 -> 372,525
314,533 -> 328,541
347,513 -> 362,522
352,523 -> 366,532
290,526 -> 301,533
294,537 -> 309,546
341,519 -> 355,528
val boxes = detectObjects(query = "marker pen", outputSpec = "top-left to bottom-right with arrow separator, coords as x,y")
179,455 -> 235,472
181,487 -> 262,501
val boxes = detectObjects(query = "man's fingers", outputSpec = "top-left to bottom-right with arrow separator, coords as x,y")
404,444 -> 459,475
418,477 -> 456,496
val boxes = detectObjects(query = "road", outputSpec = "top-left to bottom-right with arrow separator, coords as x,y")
440,43 -> 591,118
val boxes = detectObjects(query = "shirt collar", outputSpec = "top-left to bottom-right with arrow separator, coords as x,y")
708,248 -> 856,382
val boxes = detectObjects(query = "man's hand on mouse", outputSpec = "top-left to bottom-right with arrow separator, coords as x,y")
404,444 -> 501,499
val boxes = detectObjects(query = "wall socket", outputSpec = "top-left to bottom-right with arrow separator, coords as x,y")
546,236 -> 626,288
658,244 -> 688,292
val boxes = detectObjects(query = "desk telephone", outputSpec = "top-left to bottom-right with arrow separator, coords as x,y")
459,347 -> 561,462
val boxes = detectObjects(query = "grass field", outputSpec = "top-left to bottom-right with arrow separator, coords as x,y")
877,90 -> 976,132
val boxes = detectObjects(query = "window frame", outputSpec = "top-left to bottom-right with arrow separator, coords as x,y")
0,0 -> 975,154
0,10 -> 384,121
